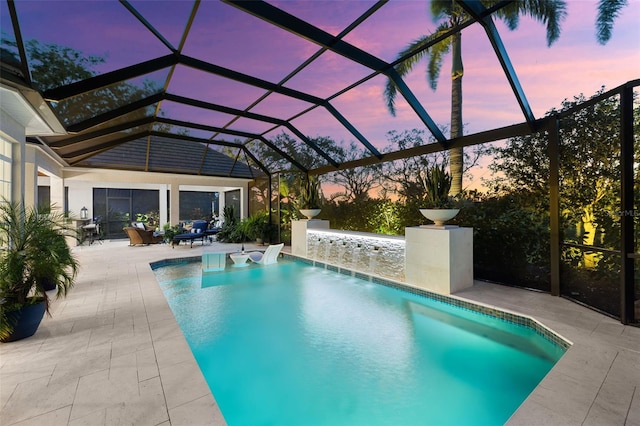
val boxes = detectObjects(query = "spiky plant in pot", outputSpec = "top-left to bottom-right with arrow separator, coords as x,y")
0,200 -> 79,341
298,175 -> 321,210
423,164 -> 453,208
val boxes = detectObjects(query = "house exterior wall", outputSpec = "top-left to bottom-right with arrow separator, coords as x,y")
1,84 -> 252,229
2,139 -> 251,233
0,110 -> 25,204
62,167 -> 250,228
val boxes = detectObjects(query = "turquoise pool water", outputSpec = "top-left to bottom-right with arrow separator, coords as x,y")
153,259 -> 565,425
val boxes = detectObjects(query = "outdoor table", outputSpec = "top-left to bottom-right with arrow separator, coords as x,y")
229,252 -> 250,267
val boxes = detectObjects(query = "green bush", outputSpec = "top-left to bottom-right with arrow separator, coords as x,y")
216,205 -> 250,243
457,194 -> 551,290
162,223 -> 182,243
244,211 -> 270,241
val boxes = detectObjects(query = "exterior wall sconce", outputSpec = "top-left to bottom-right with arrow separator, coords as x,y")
80,206 -> 88,220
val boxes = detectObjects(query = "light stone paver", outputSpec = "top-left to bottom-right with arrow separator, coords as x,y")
168,394 -> 226,426
0,239 -> 638,425
0,240 -> 230,426
11,405 -> 72,426
628,390 -> 640,426
0,375 -> 78,425
159,360 -> 212,410
457,282 -> 640,425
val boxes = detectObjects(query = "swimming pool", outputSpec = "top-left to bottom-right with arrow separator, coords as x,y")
153,258 -> 567,425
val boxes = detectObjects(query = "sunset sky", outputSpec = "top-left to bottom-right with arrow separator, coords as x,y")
3,0 -> 639,162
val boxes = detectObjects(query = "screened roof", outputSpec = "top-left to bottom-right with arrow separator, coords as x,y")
1,0 -> 637,179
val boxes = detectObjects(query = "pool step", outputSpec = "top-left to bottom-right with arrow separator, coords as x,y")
407,301 -> 561,362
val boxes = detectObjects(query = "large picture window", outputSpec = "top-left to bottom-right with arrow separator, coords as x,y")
93,188 -> 159,238
179,191 -> 219,222
225,190 -> 240,220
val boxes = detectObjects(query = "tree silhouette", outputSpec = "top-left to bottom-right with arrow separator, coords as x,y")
1,37 -> 162,128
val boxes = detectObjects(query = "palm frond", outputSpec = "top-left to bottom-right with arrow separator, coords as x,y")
430,0 -> 454,22
384,27 -> 452,115
385,35 -> 432,115
427,25 -> 453,89
489,0 -> 568,46
596,0 -> 628,44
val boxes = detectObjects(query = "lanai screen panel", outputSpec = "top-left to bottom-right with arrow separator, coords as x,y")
4,0 -> 638,178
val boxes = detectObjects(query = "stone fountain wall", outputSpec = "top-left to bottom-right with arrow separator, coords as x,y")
306,229 -> 405,281
291,219 -> 473,294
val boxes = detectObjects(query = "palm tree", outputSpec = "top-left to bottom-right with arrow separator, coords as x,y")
384,0 -> 567,195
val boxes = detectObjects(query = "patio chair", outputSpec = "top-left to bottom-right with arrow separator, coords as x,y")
172,220 -> 209,248
82,217 -> 102,245
123,226 -> 163,246
248,243 -> 284,265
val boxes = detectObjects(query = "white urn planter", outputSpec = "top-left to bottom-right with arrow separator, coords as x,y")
419,208 -> 460,226
299,208 -> 321,220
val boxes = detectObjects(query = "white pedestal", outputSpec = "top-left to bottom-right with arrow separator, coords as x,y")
202,251 -> 226,272
291,219 -> 330,257
405,226 -> 473,295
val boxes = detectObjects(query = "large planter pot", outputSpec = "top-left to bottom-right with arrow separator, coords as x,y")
40,277 -> 57,292
1,300 -> 46,343
419,208 -> 460,226
299,209 -> 321,220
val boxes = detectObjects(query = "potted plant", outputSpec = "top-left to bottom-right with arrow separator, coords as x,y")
298,175 -> 322,220
0,200 -> 79,342
245,211 -> 274,245
162,223 -> 182,244
33,225 -> 77,291
419,164 -> 460,226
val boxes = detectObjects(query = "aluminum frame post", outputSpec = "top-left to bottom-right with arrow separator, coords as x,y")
620,85 -> 635,324
548,117 -> 561,297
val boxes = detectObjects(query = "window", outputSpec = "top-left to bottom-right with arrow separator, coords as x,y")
37,186 -> 50,210
0,139 -> 12,201
179,191 -> 219,221
93,188 -> 160,238
225,189 -> 241,220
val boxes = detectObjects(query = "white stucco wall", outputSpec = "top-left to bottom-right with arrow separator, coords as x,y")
0,110 -> 25,204
1,82 -> 65,206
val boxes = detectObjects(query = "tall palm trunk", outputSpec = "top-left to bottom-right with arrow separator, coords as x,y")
449,31 -> 464,195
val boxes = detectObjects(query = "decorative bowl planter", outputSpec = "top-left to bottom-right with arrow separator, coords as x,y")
299,209 -> 321,220
419,208 -> 460,226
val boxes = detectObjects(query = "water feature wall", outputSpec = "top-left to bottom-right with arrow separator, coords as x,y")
306,229 -> 405,281
292,219 -> 473,294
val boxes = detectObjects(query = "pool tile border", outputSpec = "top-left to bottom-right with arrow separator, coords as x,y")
150,252 -> 571,350
150,256 -> 201,269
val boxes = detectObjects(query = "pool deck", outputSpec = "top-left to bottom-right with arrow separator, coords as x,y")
0,240 -> 638,425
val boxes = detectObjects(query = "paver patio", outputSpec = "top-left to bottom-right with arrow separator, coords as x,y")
1,240 -> 638,425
